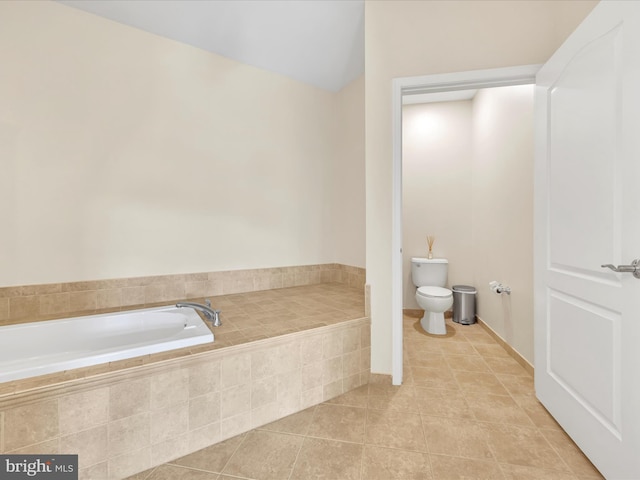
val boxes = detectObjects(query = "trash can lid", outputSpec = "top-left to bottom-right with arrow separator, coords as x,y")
452,285 -> 476,294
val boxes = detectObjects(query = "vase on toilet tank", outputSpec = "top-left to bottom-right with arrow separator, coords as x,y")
411,258 -> 453,335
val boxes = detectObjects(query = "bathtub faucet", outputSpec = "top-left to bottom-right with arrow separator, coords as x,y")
176,299 -> 221,327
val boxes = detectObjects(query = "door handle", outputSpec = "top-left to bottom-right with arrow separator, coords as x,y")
601,259 -> 640,279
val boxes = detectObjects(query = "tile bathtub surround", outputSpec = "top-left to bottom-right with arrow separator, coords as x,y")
130,315 -> 603,480
0,264 -> 366,325
0,285 -> 369,479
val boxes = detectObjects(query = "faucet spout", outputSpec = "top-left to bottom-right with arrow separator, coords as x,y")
176,301 -> 221,326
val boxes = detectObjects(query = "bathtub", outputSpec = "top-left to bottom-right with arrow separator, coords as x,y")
0,305 -> 214,383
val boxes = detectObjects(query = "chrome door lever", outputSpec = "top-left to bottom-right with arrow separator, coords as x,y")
601,259 -> 640,279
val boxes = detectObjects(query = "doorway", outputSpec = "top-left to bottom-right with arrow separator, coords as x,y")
390,65 -> 540,385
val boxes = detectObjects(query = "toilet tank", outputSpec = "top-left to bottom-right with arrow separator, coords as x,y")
411,258 -> 448,287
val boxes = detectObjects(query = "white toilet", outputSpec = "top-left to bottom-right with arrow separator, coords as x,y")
411,257 -> 453,335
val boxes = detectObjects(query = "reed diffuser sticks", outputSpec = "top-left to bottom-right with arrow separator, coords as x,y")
427,235 -> 435,259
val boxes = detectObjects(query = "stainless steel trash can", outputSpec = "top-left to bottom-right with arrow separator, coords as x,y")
452,285 -> 476,325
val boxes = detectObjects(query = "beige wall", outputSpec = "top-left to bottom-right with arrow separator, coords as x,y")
365,0 -> 598,374
0,1 -> 365,288
402,101 -> 474,309
332,76 -> 366,268
471,85 -> 535,361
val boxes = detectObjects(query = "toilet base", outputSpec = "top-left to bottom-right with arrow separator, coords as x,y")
420,311 -> 447,335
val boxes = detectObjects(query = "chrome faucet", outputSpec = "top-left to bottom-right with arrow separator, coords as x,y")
176,299 -> 221,326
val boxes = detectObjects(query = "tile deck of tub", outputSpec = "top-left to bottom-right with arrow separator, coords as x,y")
0,283 -> 366,397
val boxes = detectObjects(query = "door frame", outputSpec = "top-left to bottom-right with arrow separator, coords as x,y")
390,64 -> 541,385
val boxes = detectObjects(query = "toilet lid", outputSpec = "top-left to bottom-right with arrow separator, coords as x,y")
417,286 -> 452,298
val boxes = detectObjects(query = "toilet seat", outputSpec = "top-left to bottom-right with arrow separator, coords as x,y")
417,286 -> 452,298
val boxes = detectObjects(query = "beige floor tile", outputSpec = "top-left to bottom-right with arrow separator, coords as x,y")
461,330 -> 496,345
512,394 -> 563,430
422,415 -> 494,461
473,343 -> 511,358
367,385 -> 420,414
453,371 -> 509,395
468,393 -> 535,426
362,445 -> 432,480
221,430 -> 303,480
258,406 -> 317,435
485,424 -> 571,472
499,463 -> 579,480
412,366 -> 459,389
170,434 -> 245,473
438,341 -> 478,356
365,409 -> 427,452
430,454 -> 505,479
414,387 -> 474,419
495,373 -> 535,396
289,437 -> 363,480
324,384 -> 369,408
406,353 -> 448,369
484,355 -> 531,376
444,354 -> 491,373
307,404 -> 366,443
145,465 -> 219,480
540,429 -> 604,478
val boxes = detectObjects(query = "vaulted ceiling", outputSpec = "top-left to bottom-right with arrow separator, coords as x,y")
58,0 -> 365,92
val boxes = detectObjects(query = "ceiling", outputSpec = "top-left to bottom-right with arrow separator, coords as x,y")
57,0 -> 364,93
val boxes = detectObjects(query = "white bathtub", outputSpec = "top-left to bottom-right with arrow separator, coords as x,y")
0,306 -> 214,383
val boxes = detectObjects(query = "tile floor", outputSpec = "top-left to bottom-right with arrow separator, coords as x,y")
128,314 -> 603,480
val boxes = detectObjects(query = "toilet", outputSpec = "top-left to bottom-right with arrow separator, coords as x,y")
411,257 -> 453,335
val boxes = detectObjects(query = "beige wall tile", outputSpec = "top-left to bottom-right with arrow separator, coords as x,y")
188,422 -> 221,452
221,384 -> 251,420
361,347 -> 371,372
251,377 -> 277,409
151,434 -> 189,466
68,291 -> 97,312
4,400 -> 59,451
108,412 -> 150,458
361,324 -> 371,347
21,284 -> 62,295
252,343 -> 300,380
59,387 -> 109,435
107,446 -> 151,480
302,361 -> 323,392
277,371 -> 302,417
301,386 -> 323,410
301,335 -> 323,365
221,412 -> 251,440
143,285 -> 166,304
221,353 -> 250,389
150,405 -> 188,444
97,289 -> 122,309
189,392 -> 221,430
343,351 -> 361,377
323,380 -> 344,401
0,298 -> 9,321
188,360 -> 221,398
323,357 -> 343,386
109,378 -> 150,421
60,425 -> 107,470
39,292 -> 70,315
121,287 -> 145,307
185,281 -> 207,299
323,331 -> 342,360
165,282 -> 186,301
342,327 -> 361,353
9,296 -> 39,320
251,402 -> 280,429
0,411 -> 4,453
150,369 -> 189,411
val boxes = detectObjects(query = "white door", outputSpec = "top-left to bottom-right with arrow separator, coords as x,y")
534,1 -> 640,478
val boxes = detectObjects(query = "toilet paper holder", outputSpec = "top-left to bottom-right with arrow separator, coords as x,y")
489,281 -> 511,295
